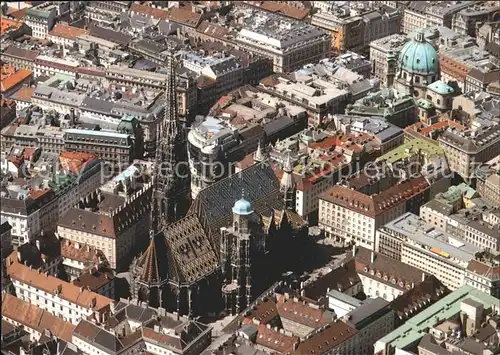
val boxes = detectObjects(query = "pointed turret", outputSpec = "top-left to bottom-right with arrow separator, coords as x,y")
253,140 -> 268,163
280,153 -> 296,210
129,233 -> 169,307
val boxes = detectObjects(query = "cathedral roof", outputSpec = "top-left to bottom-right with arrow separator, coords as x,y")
164,214 -> 218,286
189,161 -> 284,246
133,233 -> 170,286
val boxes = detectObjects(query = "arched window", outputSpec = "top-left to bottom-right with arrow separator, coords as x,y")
415,76 -> 420,83
234,221 -> 239,232
437,99 -> 441,105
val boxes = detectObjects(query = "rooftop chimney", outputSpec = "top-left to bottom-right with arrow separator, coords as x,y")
422,272 -> 426,282
370,251 -> 375,264
352,244 -> 357,257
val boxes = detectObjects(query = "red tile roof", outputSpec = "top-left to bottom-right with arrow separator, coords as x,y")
48,24 -> 89,40
255,325 -> 298,354
320,176 -> 429,217
11,86 -> 34,102
277,297 -> 332,329
0,65 -> 32,93
7,7 -> 28,20
168,7 -> 202,27
0,16 -> 23,33
2,293 -> 75,343
292,320 -> 357,354
6,251 -> 113,312
260,1 -> 309,20
196,20 -> 229,38
130,3 -> 169,20
59,151 -> 96,174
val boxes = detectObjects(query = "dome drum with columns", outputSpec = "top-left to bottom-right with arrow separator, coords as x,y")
395,29 -> 441,100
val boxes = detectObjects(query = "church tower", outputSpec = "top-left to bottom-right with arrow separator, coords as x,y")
129,44 -> 191,308
220,195 -> 266,315
280,153 -> 296,210
150,43 -> 191,233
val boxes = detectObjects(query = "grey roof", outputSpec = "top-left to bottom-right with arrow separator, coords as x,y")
335,114 -> 403,143
88,23 -> 132,45
422,199 -> 454,216
326,289 -> 362,307
73,320 -> 127,353
0,217 -> 12,235
263,116 -> 295,136
345,297 -> 391,330
382,213 -> 480,264
158,20 -> 180,35
3,45 -> 39,61
80,96 -> 114,115
108,301 -> 157,325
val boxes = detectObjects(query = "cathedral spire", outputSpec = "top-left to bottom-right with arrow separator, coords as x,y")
254,140 -> 267,163
150,42 -> 191,234
280,153 -> 296,210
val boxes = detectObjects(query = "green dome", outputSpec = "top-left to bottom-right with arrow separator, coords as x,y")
398,30 -> 439,75
427,80 -> 454,95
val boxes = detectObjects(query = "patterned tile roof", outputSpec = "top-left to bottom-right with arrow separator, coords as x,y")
189,161 -> 284,246
164,214 -> 218,286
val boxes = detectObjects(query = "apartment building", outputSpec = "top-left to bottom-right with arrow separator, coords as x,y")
438,122 -> 500,181
259,74 -> 350,127
319,176 -> 430,249
5,253 -> 114,325
57,165 -> 152,269
277,295 -> 335,338
60,239 -> 107,280
345,88 -> 418,128
34,55 -> 80,78
1,150 -> 103,246
236,11 -> 331,73
374,285 -> 500,355
402,2 -> 427,34
352,246 -> 429,302
476,170 -> 500,207
73,304 -> 212,355
421,196 -> 500,252
375,212 -> 481,290
46,24 -> 89,47
24,5 -> 58,39
333,114 -> 404,153
64,129 -> 135,171
440,45 -> 499,90
2,293 -> 74,343
1,185 -> 57,246
2,45 -> 40,71
311,11 -> 365,53
369,34 -> 410,86
465,255 -> 500,298
343,297 -> 395,355
452,2 -> 500,38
